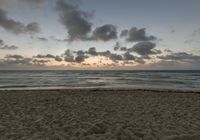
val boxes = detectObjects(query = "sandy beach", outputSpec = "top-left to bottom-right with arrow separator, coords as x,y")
0,89 -> 199,140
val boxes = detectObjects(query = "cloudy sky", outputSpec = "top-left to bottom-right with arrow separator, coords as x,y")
0,0 -> 200,70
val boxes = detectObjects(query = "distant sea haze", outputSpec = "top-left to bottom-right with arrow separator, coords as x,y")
0,70 -> 200,91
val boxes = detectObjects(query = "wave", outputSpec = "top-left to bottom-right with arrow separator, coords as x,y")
0,70 -> 200,91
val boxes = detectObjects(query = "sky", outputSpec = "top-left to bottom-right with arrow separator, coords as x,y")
0,0 -> 200,70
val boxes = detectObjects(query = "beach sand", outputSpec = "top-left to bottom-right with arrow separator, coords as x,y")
0,89 -> 199,140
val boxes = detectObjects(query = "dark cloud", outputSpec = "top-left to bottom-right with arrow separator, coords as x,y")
120,29 -> 128,37
123,52 -> 145,64
113,42 -> 127,51
1,58 -> 32,65
87,47 -> 97,56
88,48 -> 133,62
0,39 -> 18,50
109,53 -> 123,61
0,39 -> 3,45
76,47 -> 146,64
138,59 -> 200,70
134,57 -> 145,64
98,50 -> 111,57
92,24 -> 117,41
120,47 -> 127,51
157,52 -> 200,61
55,56 -> 63,62
26,22 -> 40,33
0,55 -> 33,69
0,45 -> 18,50
75,50 -> 88,63
0,54 -> 49,69
63,48 -> 131,63
129,41 -> 161,56
56,0 -> 92,41
35,54 -> 55,59
35,54 -> 63,62
136,60 -> 181,70
87,48 -> 116,60
136,51 -> 200,70
64,49 -> 75,62
3,53 -> 62,68
123,52 -> 135,60
5,54 -> 24,59
32,59 -> 49,65
113,42 -> 120,51
122,27 -> 156,42
0,9 -> 40,34
75,55 -> 84,63
26,46 -> 152,66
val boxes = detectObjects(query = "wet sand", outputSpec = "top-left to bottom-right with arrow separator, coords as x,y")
0,89 -> 200,140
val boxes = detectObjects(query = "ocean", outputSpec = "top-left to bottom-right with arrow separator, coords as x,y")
0,70 -> 200,91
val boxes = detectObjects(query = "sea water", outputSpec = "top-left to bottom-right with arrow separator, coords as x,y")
0,70 -> 200,91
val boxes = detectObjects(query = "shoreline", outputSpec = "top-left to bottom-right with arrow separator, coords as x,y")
1,87 -> 200,94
